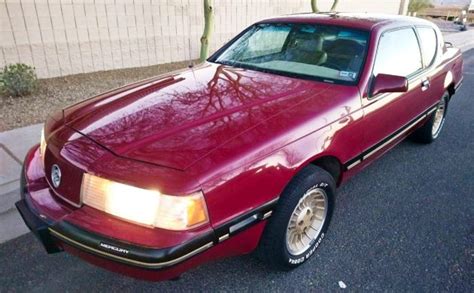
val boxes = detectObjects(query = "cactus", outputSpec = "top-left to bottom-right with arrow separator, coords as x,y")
311,0 -> 319,13
330,0 -> 339,12
311,0 -> 339,13
199,0 -> 214,62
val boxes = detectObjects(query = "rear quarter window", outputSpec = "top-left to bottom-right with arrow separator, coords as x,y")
416,27 -> 438,67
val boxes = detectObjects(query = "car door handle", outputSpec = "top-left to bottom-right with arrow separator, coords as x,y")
421,79 -> 430,91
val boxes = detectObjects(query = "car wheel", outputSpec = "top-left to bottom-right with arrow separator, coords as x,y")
412,91 -> 449,144
256,165 -> 335,270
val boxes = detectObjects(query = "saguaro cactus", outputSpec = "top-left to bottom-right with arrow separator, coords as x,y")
311,0 -> 319,12
330,0 -> 339,12
200,0 -> 214,62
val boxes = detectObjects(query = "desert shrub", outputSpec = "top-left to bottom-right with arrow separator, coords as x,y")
0,63 -> 38,97
408,0 -> 432,13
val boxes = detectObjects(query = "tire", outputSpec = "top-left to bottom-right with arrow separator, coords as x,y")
412,91 -> 449,144
256,165 -> 335,270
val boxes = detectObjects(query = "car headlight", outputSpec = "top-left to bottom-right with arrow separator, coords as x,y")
81,174 -> 209,230
40,127 -> 47,160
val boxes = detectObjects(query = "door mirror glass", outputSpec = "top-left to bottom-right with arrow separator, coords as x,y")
371,74 -> 408,97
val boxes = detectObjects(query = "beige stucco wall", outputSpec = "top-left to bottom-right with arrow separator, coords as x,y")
0,0 -> 403,79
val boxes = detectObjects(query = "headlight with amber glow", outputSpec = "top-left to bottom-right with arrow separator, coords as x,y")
81,174 -> 209,230
40,127 -> 47,161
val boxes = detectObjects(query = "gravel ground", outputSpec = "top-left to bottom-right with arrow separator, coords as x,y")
0,61 -> 194,132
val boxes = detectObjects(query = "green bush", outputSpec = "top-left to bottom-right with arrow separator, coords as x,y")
0,63 -> 38,97
408,0 -> 432,13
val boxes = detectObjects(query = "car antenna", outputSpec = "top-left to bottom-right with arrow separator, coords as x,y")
185,5 -> 194,70
188,40 -> 194,69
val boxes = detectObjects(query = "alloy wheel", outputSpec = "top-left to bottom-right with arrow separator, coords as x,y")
432,98 -> 447,138
286,187 -> 328,255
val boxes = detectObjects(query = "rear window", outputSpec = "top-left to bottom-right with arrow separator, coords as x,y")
373,28 -> 422,77
417,27 -> 438,67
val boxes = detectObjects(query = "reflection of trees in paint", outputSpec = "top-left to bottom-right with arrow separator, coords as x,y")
70,63 -> 312,168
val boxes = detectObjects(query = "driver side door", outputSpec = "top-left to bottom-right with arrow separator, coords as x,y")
350,27 -> 428,169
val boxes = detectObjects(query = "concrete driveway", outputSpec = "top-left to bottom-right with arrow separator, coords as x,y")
0,123 -> 42,242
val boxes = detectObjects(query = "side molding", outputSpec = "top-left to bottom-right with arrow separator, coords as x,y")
343,104 -> 438,170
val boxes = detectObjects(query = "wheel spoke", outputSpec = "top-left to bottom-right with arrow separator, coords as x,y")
314,214 -> 323,220
304,230 -> 315,241
309,225 -> 319,232
300,236 -> 308,247
310,221 -> 322,231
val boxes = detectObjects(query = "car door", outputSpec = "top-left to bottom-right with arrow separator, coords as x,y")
354,27 -> 428,167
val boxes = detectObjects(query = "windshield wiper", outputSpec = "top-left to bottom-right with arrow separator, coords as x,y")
214,59 -> 235,66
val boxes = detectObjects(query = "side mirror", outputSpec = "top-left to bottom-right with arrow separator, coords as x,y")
371,74 -> 408,97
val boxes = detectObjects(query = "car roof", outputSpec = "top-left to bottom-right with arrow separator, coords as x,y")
257,13 -> 434,31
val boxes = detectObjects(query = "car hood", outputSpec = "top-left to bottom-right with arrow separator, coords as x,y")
64,62 -> 332,170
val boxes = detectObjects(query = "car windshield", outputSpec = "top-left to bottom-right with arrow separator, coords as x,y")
211,23 -> 370,84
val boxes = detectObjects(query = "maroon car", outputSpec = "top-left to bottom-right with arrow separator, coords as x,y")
16,13 -> 463,281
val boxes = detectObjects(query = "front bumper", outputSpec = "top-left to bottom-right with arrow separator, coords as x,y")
15,198 -> 62,254
15,146 -> 275,281
16,196 -> 215,270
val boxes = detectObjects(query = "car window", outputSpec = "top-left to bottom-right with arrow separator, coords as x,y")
243,26 -> 291,59
373,28 -> 422,77
211,23 -> 370,85
417,27 -> 437,67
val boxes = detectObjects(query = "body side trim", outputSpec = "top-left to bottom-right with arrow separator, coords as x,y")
344,104 -> 438,170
